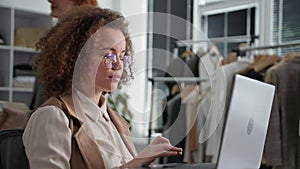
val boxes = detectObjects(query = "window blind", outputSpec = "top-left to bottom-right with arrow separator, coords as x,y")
273,0 -> 300,56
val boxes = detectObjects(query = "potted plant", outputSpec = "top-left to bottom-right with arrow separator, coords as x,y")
107,92 -> 133,127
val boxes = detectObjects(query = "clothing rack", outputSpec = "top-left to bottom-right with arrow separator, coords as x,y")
147,77 -> 208,143
175,35 -> 259,47
237,40 -> 300,52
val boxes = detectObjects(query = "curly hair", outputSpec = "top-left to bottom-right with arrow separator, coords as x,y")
34,6 -> 134,98
71,0 -> 97,6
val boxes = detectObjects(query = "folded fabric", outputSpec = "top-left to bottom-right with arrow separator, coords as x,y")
13,76 -> 35,88
14,64 -> 35,77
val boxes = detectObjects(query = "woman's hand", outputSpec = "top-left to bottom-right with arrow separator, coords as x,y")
121,136 -> 183,168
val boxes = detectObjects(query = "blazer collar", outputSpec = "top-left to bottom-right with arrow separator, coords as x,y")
59,94 -> 137,157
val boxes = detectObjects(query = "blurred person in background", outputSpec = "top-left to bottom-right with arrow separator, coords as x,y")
0,0 -> 98,130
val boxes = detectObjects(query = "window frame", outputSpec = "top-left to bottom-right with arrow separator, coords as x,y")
193,0 -> 282,57
197,0 -> 259,56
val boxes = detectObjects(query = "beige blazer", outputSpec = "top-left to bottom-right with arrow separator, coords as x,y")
43,94 -> 137,169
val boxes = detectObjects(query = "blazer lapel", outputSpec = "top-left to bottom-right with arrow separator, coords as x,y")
59,94 -> 105,169
107,106 -> 137,157
74,123 -> 105,169
59,94 -> 137,163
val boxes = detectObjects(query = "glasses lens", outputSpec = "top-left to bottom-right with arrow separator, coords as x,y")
122,55 -> 131,68
104,53 -> 116,68
105,53 -> 117,62
104,53 -> 130,69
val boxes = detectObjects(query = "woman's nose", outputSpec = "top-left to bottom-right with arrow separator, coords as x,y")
112,55 -> 122,70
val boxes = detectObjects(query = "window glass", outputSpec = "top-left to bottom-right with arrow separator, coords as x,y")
202,7 -> 255,56
208,14 -> 224,38
228,10 -> 247,36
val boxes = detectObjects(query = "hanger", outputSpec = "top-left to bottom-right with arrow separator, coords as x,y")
251,54 -> 268,68
207,45 -> 221,69
197,47 -> 206,57
221,52 -> 237,65
285,51 -> 297,60
238,54 -> 267,75
208,45 -> 220,56
253,54 -> 282,72
181,50 -> 194,59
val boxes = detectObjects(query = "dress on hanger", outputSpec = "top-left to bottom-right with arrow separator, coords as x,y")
198,58 -> 250,163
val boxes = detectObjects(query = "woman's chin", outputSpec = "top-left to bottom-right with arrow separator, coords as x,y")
105,84 -> 119,92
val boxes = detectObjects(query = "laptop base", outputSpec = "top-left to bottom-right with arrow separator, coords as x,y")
149,162 -> 216,169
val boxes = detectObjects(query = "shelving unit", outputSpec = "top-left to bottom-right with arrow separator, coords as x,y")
0,5 -> 51,106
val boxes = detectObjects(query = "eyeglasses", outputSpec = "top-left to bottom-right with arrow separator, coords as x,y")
103,53 -> 130,69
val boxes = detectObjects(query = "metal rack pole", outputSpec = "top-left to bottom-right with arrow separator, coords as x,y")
238,40 -> 300,52
176,35 -> 259,47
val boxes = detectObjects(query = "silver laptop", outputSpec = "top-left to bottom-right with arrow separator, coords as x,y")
150,74 -> 275,169
216,74 -> 275,169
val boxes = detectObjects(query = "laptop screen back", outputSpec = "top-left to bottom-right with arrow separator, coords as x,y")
217,75 -> 275,169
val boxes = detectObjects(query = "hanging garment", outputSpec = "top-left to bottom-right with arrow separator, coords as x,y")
184,54 -> 201,78
264,56 -> 300,169
181,85 -> 201,163
162,93 -> 186,163
264,60 -> 285,83
198,60 -> 250,162
164,54 -> 188,96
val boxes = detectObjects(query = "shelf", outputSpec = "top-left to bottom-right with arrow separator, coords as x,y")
13,46 -> 39,53
12,87 -> 33,92
0,45 -> 39,52
0,87 -> 10,91
0,45 -> 10,50
0,87 -> 33,92
0,5 -> 51,103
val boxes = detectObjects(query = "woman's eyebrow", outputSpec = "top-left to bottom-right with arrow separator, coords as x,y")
101,47 -> 112,51
101,47 -> 126,53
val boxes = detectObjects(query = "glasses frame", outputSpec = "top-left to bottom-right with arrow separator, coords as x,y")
103,53 -> 130,69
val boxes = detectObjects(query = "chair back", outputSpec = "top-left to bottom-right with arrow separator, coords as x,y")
0,129 -> 29,169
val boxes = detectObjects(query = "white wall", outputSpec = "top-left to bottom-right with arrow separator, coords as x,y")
119,0 -> 148,139
0,0 -> 50,14
100,0 -> 149,139
98,0 -> 114,9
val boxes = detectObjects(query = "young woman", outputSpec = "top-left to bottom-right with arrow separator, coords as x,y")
23,6 -> 182,169
48,0 -> 97,18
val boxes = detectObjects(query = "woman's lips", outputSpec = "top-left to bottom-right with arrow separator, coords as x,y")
108,74 -> 121,82
51,6 -> 56,11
